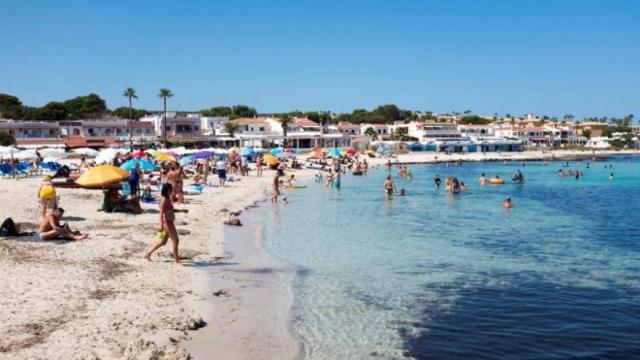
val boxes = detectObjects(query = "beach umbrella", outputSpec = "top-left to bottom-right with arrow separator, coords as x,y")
328,148 -> 341,157
171,146 -> 189,155
345,148 -> 357,156
73,148 -> 99,157
155,153 -> 176,162
194,150 -> 213,159
270,148 -> 284,156
15,149 -> 38,160
42,156 -> 61,163
240,147 -> 254,156
147,149 -> 163,157
263,154 -> 279,166
95,148 -> 121,164
377,145 -> 389,154
284,147 -> 294,153
76,165 -> 129,188
179,155 -> 196,167
0,146 -> 19,156
121,158 -> 155,171
132,150 -> 147,158
37,148 -> 65,159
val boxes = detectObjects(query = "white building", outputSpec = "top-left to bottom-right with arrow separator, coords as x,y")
198,115 -> 229,136
140,113 -> 202,138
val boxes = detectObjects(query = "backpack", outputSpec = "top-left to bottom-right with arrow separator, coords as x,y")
0,218 -> 18,237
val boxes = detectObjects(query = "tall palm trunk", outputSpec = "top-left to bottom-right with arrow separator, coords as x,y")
283,127 -> 288,148
128,96 -> 133,149
163,98 -> 167,148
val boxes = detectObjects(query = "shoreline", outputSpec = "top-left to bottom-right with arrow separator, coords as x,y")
184,201 -> 299,359
365,149 -> 640,166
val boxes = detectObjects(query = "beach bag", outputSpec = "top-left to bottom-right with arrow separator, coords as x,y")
0,218 -> 18,237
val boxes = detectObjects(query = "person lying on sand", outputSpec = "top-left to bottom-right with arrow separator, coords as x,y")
38,208 -> 88,241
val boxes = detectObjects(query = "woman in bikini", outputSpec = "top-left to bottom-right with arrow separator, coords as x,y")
145,183 -> 185,264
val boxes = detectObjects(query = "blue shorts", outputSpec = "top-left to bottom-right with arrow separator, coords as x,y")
217,169 -> 227,179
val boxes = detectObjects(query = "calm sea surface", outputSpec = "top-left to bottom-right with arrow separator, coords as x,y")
260,156 -> 640,359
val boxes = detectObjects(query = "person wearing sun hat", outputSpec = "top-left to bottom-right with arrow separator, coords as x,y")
37,175 -> 57,219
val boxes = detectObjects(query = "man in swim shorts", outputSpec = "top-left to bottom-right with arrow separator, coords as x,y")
384,175 -> 395,198
38,208 -> 88,241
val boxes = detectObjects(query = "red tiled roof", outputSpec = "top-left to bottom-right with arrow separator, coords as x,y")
231,117 -> 269,125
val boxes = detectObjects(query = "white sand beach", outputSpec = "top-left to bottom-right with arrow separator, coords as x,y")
0,167 -> 311,359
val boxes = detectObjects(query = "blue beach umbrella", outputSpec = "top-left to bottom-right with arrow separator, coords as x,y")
329,148 -> 341,157
179,155 -> 196,166
194,150 -> 213,159
377,145 -> 389,154
240,147 -> 254,156
270,148 -> 284,156
121,158 -> 155,171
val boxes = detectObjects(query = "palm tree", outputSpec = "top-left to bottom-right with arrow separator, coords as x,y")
364,127 -> 377,140
224,122 -> 241,147
122,87 -> 138,149
278,114 -> 293,148
157,88 -> 173,148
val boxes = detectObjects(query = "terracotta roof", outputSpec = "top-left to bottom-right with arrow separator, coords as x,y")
292,117 -> 320,127
231,117 -> 269,125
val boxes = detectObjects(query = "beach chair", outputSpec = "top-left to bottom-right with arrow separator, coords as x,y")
0,163 -> 12,178
120,181 -> 132,197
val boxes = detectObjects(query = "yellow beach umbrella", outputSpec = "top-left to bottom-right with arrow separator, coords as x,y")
155,153 -> 176,162
75,165 -> 129,188
263,154 -> 279,166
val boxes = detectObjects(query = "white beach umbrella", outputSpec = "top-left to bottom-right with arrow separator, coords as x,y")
73,147 -> 99,157
95,148 -> 120,164
15,149 -> 38,160
38,147 -> 65,159
0,146 -> 19,157
42,156 -> 60,163
171,146 -> 189,155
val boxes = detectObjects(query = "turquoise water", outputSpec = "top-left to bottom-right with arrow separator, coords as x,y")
261,157 -> 640,359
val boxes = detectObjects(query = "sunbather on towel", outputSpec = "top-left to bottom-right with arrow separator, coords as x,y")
38,208 -> 88,241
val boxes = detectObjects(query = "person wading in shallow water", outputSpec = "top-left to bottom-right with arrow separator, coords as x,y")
384,175 -> 395,199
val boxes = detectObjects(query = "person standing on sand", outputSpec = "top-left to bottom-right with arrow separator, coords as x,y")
145,183 -> 184,264
386,159 -> 392,173
37,175 -> 57,219
129,162 -> 142,198
256,156 -> 263,177
216,158 -> 227,187
384,175 -> 395,199
203,157 -> 210,184
363,159 -> 369,175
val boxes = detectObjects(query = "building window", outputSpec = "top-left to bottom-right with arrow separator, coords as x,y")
259,127 -> 265,132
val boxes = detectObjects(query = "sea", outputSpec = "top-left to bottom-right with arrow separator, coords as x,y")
259,156 -> 640,359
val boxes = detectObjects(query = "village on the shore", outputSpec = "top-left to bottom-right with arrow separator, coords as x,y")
1,96 -> 638,153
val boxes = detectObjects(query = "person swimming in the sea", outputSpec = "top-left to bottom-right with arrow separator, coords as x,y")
503,197 -> 512,209
434,175 -> 442,189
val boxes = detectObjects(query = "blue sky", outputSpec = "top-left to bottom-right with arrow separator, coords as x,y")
1,0 -> 638,119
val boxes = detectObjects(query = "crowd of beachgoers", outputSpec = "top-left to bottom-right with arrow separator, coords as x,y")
0,145 -> 635,358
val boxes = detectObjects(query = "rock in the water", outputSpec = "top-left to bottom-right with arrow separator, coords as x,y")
223,218 -> 242,226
